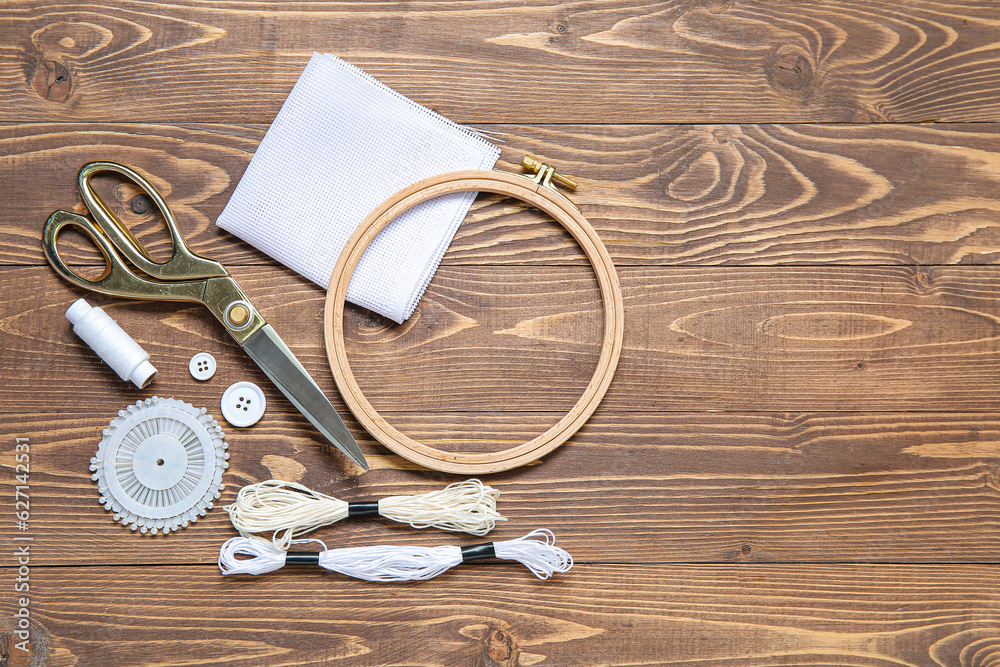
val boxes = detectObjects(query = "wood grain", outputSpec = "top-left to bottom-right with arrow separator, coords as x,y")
4,406 -> 1000,566
3,564 -> 1000,666
5,260 -> 1000,567
5,1 -> 1000,123
8,122 -> 1000,268
6,264 -> 1000,413
5,2 -> 1000,662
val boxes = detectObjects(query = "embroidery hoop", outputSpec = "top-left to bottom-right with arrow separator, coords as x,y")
324,162 -> 624,473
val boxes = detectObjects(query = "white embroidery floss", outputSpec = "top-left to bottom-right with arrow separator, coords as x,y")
226,479 -> 504,550
218,529 -> 573,581
66,298 -> 156,388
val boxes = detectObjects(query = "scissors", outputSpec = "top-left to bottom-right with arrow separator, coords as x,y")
42,161 -> 369,471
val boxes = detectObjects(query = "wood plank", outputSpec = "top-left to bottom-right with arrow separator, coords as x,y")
3,406 -> 1000,566
2,563 -> 1000,666
8,122 -> 1000,268
5,1 -> 1000,123
5,264 -> 1000,413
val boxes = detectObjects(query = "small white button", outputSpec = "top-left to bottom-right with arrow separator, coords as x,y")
188,353 -> 217,381
221,381 -> 266,427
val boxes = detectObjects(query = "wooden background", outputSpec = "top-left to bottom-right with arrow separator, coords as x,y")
4,1 -> 1000,665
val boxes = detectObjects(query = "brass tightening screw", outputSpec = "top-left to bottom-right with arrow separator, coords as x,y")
227,303 -> 250,327
521,155 -> 578,189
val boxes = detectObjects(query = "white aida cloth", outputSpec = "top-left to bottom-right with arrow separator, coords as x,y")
217,52 -> 500,323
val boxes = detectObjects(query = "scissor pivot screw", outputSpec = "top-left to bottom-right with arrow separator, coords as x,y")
227,303 -> 250,327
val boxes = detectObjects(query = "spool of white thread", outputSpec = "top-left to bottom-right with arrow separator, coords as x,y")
65,299 -> 157,388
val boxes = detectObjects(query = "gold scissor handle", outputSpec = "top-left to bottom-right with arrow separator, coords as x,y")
77,161 -> 228,281
41,209 -> 206,303
42,209 -> 266,343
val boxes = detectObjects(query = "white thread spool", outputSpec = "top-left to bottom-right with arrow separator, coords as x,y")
65,299 -> 157,388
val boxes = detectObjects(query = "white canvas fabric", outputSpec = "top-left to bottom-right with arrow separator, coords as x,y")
217,52 -> 500,323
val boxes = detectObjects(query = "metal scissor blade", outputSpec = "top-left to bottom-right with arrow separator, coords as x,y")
242,325 -> 369,470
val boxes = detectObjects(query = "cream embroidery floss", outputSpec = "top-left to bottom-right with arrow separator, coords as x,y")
218,529 -> 573,581
226,479 -> 505,550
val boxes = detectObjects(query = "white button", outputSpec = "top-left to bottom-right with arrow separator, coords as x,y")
188,353 -> 217,381
221,381 -> 266,427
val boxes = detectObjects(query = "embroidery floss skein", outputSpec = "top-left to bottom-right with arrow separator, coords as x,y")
227,478 -> 505,550
65,298 -> 157,388
218,529 -> 572,581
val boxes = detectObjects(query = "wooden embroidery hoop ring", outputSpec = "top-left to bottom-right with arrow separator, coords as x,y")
324,167 -> 624,474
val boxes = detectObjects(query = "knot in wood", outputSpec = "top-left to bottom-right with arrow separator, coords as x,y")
767,45 -> 814,93
130,195 -> 152,215
27,57 -> 72,102
484,629 -> 518,664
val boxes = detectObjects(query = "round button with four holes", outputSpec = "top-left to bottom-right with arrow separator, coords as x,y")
188,352 -> 217,381
220,381 -> 266,427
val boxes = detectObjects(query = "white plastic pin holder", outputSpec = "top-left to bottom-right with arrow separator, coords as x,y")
221,381 -> 266,427
90,396 -> 229,535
